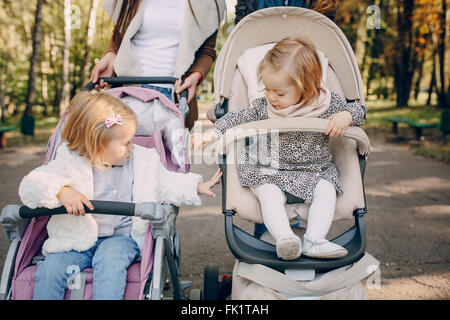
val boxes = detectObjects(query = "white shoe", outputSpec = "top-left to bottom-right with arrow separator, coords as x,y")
302,237 -> 348,259
276,236 -> 302,260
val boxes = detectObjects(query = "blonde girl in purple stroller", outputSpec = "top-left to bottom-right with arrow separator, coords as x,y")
18,91 -> 222,299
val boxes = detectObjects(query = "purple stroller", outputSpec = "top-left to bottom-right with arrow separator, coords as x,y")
0,77 -> 193,300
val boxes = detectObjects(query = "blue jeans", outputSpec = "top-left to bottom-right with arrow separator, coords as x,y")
141,84 -> 173,101
33,235 -> 140,300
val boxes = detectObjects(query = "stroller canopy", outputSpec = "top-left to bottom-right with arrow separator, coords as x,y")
214,7 -> 365,107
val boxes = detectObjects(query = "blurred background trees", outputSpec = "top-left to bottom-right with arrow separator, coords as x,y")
0,0 -> 112,131
335,0 -> 448,109
0,0 -> 448,134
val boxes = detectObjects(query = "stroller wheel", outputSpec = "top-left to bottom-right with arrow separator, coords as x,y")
189,288 -> 202,300
218,275 -> 233,300
203,263 -> 219,300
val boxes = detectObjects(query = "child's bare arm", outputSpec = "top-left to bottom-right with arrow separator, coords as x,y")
197,168 -> 222,198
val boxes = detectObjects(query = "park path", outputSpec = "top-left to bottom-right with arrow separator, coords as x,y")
0,103 -> 449,299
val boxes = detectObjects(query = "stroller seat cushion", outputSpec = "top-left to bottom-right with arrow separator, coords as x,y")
119,95 -> 180,137
105,87 -> 189,172
13,262 -> 144,300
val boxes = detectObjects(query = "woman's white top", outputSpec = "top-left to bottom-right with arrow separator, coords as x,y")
132,0 -> 187,88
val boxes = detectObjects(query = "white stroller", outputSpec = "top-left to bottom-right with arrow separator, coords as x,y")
202,7 -> 379,300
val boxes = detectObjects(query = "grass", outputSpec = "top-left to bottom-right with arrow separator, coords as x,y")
1,111 -> 59,148
363,99 -> 449,164
415,142 -> 450,163
364,100 -> 442,127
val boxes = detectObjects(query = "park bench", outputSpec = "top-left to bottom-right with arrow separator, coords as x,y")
385,117 -> 438,140
0,126 -> 16,149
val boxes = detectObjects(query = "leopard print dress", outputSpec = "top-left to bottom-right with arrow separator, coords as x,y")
214,92 -> 365,202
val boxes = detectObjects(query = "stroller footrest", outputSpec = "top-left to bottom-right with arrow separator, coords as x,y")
225,214 -> 366,274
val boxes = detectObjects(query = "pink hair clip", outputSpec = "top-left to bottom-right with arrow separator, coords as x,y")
105,109 -> 123,128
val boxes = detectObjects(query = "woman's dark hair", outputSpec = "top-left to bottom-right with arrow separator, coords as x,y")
110,0 -> 141,53
110,0 -> 221,53
309,0 -> 337,20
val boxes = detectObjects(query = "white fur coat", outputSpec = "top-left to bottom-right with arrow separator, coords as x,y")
18,143 -> 202,255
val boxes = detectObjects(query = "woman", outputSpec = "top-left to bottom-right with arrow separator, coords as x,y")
90,0 -> 226,130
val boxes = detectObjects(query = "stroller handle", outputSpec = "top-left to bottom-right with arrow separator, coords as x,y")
84,77 -> 178,91
83,76 -> 189,118
14,201 -> 166,222
2,202 -> 168,237
18,200 -> 136,219
83,77 -> 188,98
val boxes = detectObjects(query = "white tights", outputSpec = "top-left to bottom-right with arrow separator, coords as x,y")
252,180 -> 336,243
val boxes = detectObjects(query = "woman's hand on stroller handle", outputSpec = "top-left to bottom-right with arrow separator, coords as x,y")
89,52 -> 116,90
174,72 -> 201,104
56,186 -> 94,216
197,168 -> 222,198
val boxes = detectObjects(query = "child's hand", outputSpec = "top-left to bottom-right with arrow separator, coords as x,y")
325,111 -> 353,137
56,186 -> 94,216
190,130 -> 219,150
197,168 -> 223,198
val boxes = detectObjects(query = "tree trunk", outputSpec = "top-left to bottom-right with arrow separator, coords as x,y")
360,39 -> 370,95
23,0 -> 45,117
394,0 -> 415,108
59,0 -> 71,116
413,34 -> 429,101
49,32 -> 60,115
413,54 -> 425,101
41,34 -> 50,116
0,76 -> 5,123
80,0 -> 99,88
5,64 -> 16,115
436,0 -> 447,109
426,53 -> 437,106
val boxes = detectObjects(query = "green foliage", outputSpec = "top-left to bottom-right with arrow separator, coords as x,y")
0,0 -> 447,126
0,0 -> 113,119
